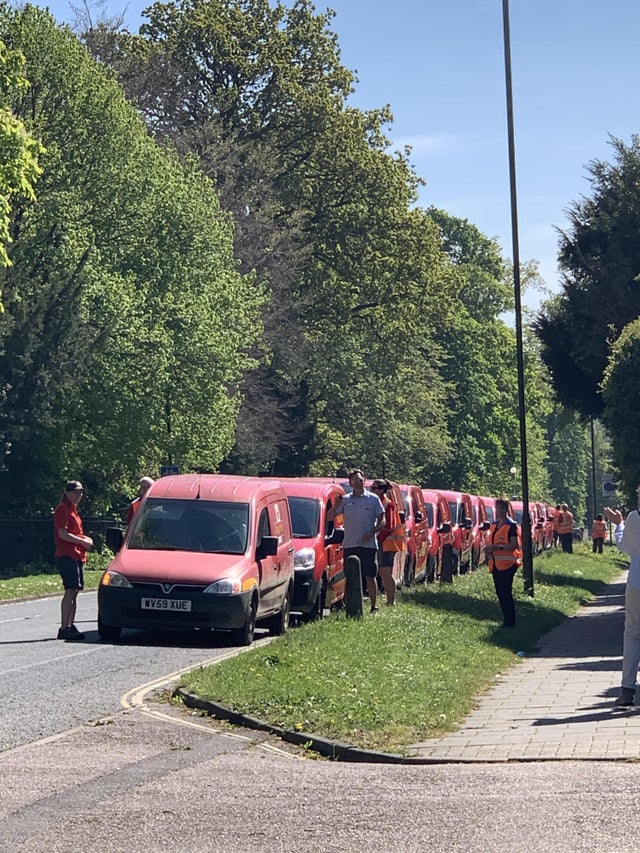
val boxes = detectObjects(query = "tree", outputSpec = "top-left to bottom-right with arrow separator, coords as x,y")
601,318 -> 640,504
535,135 -> 640,418
0,6 -> 260,513
0,37 -> 43,302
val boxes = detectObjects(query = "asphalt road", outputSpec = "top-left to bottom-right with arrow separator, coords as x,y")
0,591 -> 263,752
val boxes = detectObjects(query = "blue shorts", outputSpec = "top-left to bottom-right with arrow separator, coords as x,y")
57,556 -> 85,591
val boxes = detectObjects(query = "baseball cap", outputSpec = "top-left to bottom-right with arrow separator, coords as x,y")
65,480 -> 84,492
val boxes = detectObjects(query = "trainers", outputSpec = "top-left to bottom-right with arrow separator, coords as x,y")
614,688 -> 636,707
57,626 -> 85,641
370,605 -> 379,613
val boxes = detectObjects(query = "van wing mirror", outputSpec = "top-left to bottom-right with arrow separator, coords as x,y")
464,518 -> 473,529
106,527 -> 124,553
438,522 -> 451,534
398,511 -> 406,524
414,511 -> 423,523
481,521 -> 491,531
325,527 -> 344,547
257,535 -> 278,558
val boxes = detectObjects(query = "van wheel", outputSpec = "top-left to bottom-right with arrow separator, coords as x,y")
232,599 -> 257,647
98,620 -> 121,642
303,580 -> 326,623
266,587 -> 290,636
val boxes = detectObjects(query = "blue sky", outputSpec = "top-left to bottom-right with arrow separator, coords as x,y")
40,0 -> 640,311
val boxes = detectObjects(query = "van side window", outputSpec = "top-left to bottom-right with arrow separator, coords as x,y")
325,500 -> 335,537
257,508 -> 270,542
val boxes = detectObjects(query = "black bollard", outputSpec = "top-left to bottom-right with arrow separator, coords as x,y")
344,554 -> 363,619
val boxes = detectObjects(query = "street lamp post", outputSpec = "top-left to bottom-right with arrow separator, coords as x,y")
502,0 -> 534,597
510,466 -> 517,499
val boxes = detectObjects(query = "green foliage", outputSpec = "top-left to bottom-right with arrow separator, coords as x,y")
602,318 -> 640,503
0,5 -> 260,514
535,135 -> 640,418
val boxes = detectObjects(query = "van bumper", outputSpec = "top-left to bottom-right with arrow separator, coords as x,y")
98,585 -> 253,632
292,567 -> 320,613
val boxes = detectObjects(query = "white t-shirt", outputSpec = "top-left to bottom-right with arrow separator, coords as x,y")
341,490 -> 384,549
614,509 -> 640,591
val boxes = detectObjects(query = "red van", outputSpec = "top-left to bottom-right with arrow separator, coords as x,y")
470,495 -> 491,569
99,475 -> 295,646
399,484 -> 430,584
438,489 -> 474,574
422,489 -> 453,583
279,479 -> 345,621
511,499 -> 540,555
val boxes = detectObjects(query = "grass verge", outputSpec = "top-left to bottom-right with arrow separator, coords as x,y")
0,551 -> 108,600
180,544 -> 627,752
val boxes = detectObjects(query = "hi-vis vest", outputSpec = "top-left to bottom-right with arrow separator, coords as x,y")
591,519 -> 607,540
557,512 -> 574,535
382,501 -> 406,552
489,521 -> 522,573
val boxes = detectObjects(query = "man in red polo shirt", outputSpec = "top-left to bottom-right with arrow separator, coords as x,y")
54,480 -> 93,641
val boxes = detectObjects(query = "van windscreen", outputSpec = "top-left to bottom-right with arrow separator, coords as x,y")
128,498 -> 249,554
287,497 -> 320,538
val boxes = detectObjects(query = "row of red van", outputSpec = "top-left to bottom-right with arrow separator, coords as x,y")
97,473 -> 556,647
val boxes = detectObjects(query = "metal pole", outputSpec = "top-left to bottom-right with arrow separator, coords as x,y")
590,416 -> 598,519
502,0 -> 533,596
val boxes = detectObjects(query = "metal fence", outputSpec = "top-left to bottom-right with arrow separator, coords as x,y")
0,515 -> 125,573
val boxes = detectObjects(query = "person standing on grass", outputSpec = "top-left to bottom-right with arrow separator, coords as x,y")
558,503 -> 574,553
328,469 -> 384,613
486,497 -> 521,628
605,494 -> 640,706
370,479 -> 402,606
591,513 -> 607,554
54,481 -> 93,641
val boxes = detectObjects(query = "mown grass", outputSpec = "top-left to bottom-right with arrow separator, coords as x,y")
0,551 -> 109,601
181,544 -> 627,752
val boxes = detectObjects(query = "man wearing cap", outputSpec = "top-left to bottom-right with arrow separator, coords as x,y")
126,476 -> 155,525
54,481 -> 93,641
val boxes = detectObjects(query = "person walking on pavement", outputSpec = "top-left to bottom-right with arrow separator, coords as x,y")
558,503 -> 574,553
591,513 -> 607,554
605,494 -> 640,706
126,476 -> 155,525
54,481 -> 93,641
486,497 -> 521,628
328,470 -> 385,612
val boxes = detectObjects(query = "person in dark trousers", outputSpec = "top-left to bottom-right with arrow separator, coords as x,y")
54,481 -> 93,641
558,503 -> 574,553
591,513 -> 606,554
486,497 -> 521,628
328,469 -> 385,612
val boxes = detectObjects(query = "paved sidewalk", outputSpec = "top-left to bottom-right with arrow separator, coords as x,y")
408,571 -> 640,761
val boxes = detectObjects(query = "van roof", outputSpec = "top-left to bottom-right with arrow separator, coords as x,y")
148,474 -> 284,502
278,478 -> 345,499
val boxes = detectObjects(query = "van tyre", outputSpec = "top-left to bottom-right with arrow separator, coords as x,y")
266,587 -> 290,636
98,620 -> 121,642
304,580 -> 326,623
232,599 -> 257,646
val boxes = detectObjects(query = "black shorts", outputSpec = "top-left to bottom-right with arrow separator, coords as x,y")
343,547 -> 378,578
57,556 -> 85,591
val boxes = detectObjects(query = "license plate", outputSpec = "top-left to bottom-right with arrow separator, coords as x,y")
141,598 -> 192,612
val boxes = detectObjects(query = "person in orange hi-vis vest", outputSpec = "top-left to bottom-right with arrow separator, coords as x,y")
591,513 -> 607,554
370,479 -> 404,606
486,497 -> 522,628
126,476 -> 155,526
552,504 -> 561,547
558,503 -> 574,553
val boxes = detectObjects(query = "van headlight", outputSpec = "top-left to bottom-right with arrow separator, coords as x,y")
100,571 -> 133,588
294,547 -> 315,569
204,578 -> 242,595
